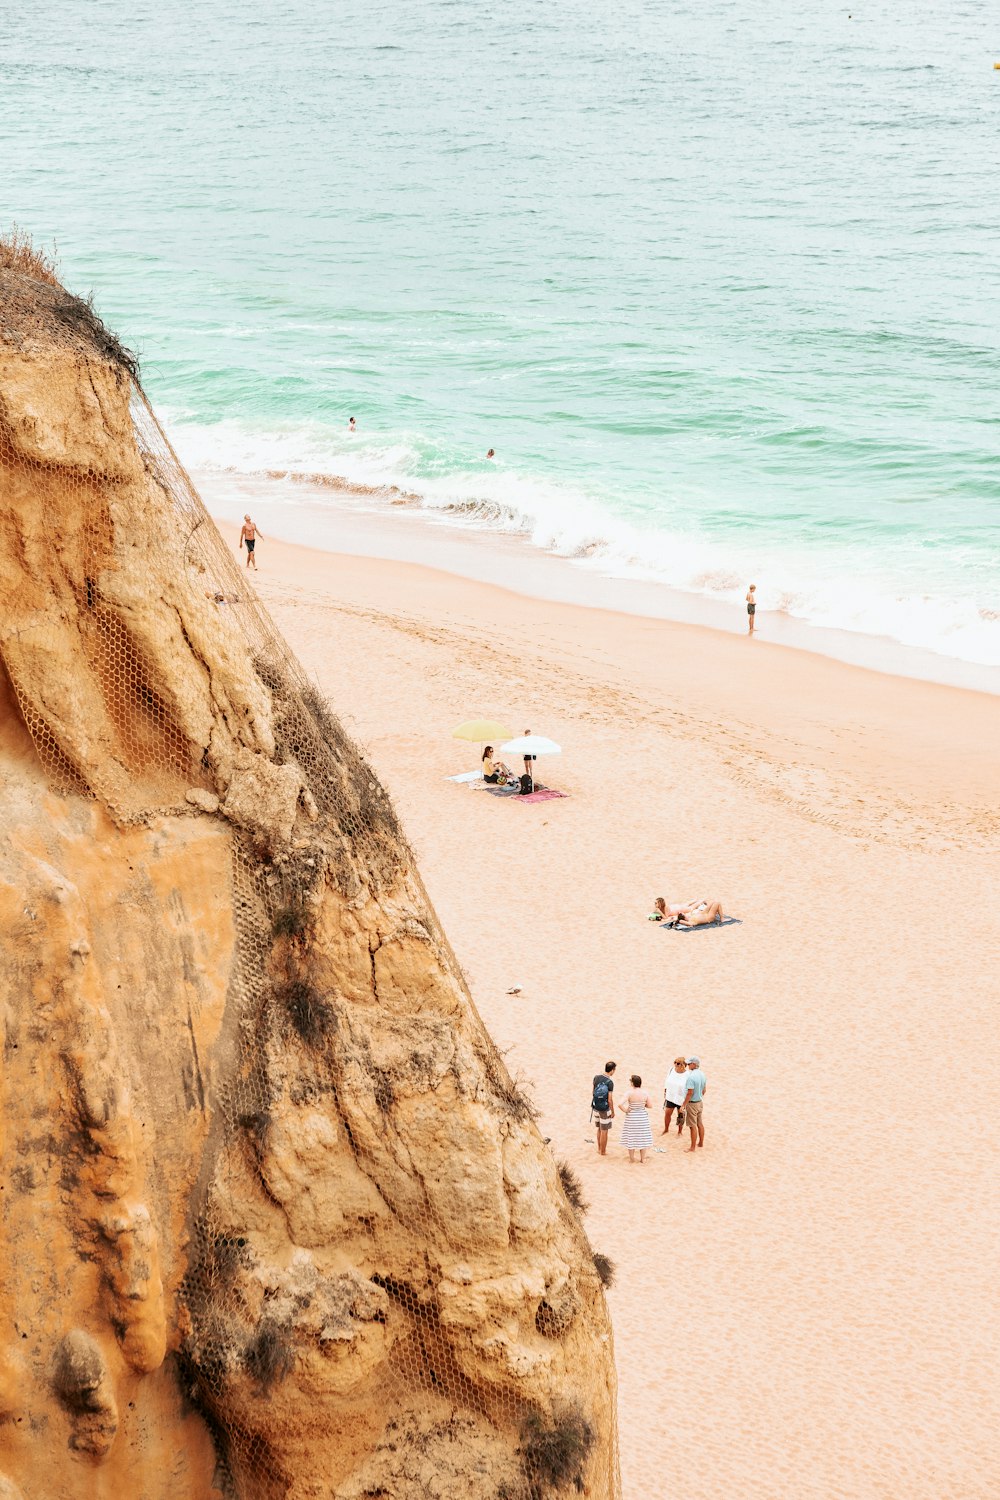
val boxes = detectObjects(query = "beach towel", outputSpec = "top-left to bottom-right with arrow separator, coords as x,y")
445,770 -> 483,783
516,789 -> 568,803
661,916 -> 742,932
487,784 -> 521,798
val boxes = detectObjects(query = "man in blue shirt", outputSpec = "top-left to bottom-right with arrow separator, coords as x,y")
682,1057 -> 707,1153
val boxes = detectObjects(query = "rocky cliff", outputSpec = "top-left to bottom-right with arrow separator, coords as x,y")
0,266 -> 619,1499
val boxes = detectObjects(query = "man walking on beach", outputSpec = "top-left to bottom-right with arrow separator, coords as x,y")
239,514 -> 263,570
592,1061 -> 616,1156
682,1057 -> 707,1153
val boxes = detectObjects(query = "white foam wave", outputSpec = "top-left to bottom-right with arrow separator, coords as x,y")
163,413 -> 1000,669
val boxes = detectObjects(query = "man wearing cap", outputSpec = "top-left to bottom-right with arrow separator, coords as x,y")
681,1057 -> 707,1152
591,1061 -> 617,1155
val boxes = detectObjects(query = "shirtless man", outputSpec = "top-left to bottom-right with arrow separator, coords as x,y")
239,515 -> 263,570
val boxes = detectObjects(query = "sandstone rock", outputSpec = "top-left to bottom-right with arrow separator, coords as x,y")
0,263 -> 620,1499
220,750 -> 304,849
186,787 -> 221,813
0,347 -> 140,478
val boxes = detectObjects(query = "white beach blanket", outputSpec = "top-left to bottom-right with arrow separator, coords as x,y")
445,770 -> 483,783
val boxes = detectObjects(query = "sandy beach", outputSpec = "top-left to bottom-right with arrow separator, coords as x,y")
222,523 -> 999,1500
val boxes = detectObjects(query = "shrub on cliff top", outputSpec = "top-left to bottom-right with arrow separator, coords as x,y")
0,227 -> 140,378
0,225 -> 60,286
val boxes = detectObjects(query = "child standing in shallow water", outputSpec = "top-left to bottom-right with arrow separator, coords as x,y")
746,583 -> 757,635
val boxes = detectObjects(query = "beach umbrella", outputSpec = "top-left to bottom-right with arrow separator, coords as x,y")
452,719 -> 512,743
500,734 -> 561,757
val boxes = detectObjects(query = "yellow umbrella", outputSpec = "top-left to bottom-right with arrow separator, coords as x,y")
452,719 -> 512,742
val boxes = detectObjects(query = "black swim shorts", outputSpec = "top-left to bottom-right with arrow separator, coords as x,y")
246,538 -> 255,551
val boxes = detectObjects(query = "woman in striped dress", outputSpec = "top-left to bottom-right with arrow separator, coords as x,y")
620,1074 -> 653,1163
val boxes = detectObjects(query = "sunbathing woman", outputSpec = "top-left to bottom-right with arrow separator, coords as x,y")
652,895 -> 725,927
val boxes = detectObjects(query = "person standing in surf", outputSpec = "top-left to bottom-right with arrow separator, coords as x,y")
239,515 -> 263,570
746,583 -> 757,635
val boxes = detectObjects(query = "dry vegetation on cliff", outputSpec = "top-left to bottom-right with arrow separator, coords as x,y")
0,225 -> 61,285
0,227 -> 140,377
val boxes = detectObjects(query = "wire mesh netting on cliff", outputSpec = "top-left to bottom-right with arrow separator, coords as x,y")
0,271 -> 621,1500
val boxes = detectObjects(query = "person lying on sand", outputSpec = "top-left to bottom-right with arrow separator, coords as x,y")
676,899 -> 725,928
651,896 -> 725,927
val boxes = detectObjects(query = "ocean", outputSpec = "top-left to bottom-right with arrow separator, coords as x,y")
3,0 -> 999,675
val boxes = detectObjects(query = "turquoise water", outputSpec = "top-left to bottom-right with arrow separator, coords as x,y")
3,0 -> 1000,665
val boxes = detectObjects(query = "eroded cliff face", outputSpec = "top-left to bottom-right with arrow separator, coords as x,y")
0,268 -> 619,1500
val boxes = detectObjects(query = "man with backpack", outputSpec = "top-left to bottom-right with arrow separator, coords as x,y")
592,1061 -> 617,1155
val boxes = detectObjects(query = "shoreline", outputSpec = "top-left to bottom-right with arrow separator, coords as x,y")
196,465 -> 1000,697
217,523 -> 999,1499
213,523 -> 1000,809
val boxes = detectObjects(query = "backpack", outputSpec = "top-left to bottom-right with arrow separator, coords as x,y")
519,773 -> 534,795
592,1075 -> 610,1112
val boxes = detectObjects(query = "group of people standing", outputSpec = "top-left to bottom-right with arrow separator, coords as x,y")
591,1058 -> 707,1163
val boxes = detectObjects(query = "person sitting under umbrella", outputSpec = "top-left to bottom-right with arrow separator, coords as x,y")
482,745 -> 514,785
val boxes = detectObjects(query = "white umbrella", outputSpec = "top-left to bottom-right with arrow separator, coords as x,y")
500,735 -> 561,757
